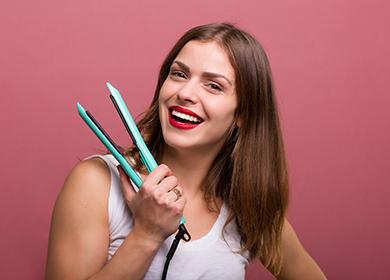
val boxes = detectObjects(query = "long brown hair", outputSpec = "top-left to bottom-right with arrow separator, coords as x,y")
125,23 -> 289,275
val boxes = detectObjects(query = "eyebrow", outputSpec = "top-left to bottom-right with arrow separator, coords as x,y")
172,60 -> 233,86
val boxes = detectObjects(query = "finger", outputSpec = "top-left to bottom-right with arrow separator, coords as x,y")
155,176 -> 178,196
172,195 -> 186,214
118,166 -> 136,201
163,186 -> 184,205
163,191 -> 178,204
143,164 -> 172,185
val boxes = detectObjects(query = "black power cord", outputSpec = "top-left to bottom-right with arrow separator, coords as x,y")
161,224 -> 191,280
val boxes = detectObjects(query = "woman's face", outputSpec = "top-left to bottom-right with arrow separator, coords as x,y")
159,40 -> 237,153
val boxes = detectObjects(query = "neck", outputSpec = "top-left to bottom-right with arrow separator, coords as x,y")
161,144 -> 221,199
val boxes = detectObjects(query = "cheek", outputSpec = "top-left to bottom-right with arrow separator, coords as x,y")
158,81 -> 173,114
159,78 -> 178,100
207,98 -> 237,124
159,82 -> 169,102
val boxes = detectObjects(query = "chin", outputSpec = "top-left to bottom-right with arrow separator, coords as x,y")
163,134 -> 198,151
164,134 -> 227,157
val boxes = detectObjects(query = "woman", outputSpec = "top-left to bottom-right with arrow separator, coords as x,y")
46,23 -> 326,279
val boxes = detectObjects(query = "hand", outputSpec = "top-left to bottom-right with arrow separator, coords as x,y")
118,164 -> 186,244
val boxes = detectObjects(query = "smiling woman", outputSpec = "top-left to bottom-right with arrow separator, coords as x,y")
159,40 -> 238,153
45,23 -> 327,280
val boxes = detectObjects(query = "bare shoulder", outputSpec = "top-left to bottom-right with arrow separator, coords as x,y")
58,157 -> 110,201
281,219 -> 300,256
52,157 -> 111,219
278,219 -> 327,280
46,157 -> 112,279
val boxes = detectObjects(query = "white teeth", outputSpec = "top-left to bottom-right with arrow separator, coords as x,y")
172,110 -> 201,123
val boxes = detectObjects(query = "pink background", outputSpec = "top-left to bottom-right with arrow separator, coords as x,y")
1,0 -> 389,279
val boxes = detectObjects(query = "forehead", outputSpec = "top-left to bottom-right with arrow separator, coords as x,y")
174,40 -> 235,81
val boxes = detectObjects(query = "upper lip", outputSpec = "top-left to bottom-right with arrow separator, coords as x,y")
169,105 -> 204,121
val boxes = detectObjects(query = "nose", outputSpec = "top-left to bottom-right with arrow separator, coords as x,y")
177,79 -> 200,104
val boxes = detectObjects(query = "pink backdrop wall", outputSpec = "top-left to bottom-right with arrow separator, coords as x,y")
1,0 -> 389,279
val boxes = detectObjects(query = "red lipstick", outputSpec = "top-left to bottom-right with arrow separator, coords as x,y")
168,106 -> 203,130
169,106 -> 203,119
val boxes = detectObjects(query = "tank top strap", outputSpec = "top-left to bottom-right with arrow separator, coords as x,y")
83,154 -> 134,260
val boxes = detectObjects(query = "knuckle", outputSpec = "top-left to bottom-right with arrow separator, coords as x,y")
158,197 -> 169,207
153,192 -> 167,206
151,190 -> 160,201
172,205 -> 182,216
154,196 -> 162,205
159,164 -> 171,174
169,176 -> 178,186
140,184 -> 151,196
141,181 -> 149,189
159,164 -> 168,171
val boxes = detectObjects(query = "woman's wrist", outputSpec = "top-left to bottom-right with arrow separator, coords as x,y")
91,226 -> 164,279
130,225 -> 166,251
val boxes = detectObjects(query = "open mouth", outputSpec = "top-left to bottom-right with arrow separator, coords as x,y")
169,109 -> 203,124
168,108 -> 204,130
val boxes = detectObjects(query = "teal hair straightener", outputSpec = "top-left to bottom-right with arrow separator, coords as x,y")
76,82 -> 157,188
77,82 -> 190,280
77,82 -> 189,228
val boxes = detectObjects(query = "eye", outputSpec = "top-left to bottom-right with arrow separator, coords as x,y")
207,82 -> 223,92
170,70 -> 187,79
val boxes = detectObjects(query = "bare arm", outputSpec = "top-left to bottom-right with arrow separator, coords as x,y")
45,159 -> 184,279
276,219 -> 327,280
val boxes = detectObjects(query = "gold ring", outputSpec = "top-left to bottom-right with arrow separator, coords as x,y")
171,188 -> 182,200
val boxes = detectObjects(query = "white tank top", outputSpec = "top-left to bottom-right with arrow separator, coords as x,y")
89,154 -> 249,279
